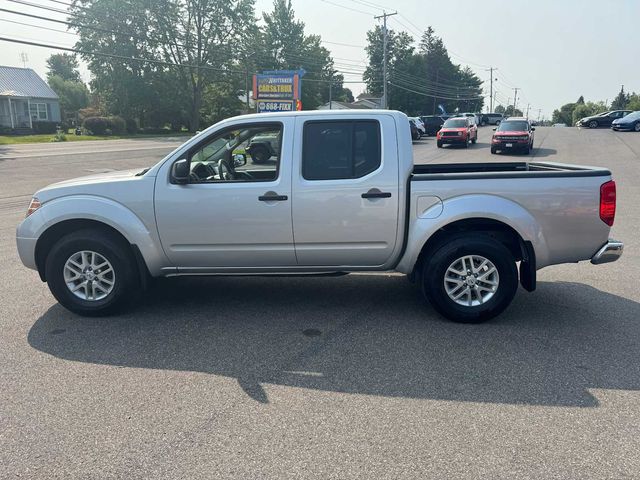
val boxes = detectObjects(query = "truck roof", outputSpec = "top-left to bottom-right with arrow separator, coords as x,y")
228,109 -> 408,122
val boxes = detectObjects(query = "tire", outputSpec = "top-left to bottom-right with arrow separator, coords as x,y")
491,146 -> 497,154
523,145 -> 530,155
437,141 -> 442,148
589,120 -> 598,129
45,229 -> 138,316
421,234 -> 519,323
635,122 -> 640,132
471,135 -> 477,144
463,139 -> 469,148
250,145 -> 270,164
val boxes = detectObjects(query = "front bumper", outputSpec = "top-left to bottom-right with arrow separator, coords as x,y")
492,141 -> 529,149
439,136 -> 467,144
611,124 -> 631,131
591,239 -> 624,265
16,235 -> 38,270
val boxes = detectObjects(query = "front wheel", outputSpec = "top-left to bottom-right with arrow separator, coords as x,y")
589,120 -> 598,129
45,229 -> 137,316
490,146 -> 497,154
421,235 -> 519,323
635,122 -> 640,132
437,141 -> 443,148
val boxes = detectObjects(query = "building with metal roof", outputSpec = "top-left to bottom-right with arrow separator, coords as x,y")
0,66 -> 61,132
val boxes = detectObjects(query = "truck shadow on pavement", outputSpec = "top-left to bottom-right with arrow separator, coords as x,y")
28,276 -> 640,407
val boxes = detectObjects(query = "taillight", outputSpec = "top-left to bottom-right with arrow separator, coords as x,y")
599,180 -> 616,226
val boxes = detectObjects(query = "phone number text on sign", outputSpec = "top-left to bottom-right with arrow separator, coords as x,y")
257,100 -> 295,113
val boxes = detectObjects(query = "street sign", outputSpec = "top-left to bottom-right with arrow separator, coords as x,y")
257,100 -> 296,113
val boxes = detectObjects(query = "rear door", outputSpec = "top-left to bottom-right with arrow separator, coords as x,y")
291,115 -> 400,267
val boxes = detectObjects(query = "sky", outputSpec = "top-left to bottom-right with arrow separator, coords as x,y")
1,0 -> 639,119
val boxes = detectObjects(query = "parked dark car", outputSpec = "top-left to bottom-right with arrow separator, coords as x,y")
491,117 -> 535,154
576,110 -> 633,128
409,119 -> 421,140
611,111 -> 640,132
419,115 -> 445,135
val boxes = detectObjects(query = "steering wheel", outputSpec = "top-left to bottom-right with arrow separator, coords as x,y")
217,159 -> 235,181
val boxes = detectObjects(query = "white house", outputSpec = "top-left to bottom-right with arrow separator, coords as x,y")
0,66 -> 61,132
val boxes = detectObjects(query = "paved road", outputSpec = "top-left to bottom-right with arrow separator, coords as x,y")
1,128 -> 639,478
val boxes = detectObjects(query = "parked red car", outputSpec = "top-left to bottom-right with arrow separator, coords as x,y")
491,117 -> 535,154
436,117 -> 478,148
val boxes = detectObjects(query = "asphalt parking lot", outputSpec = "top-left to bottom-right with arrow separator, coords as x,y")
1,127 -> 639,478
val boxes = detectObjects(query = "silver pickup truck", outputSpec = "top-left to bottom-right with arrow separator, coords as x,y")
16,110 -> 623,322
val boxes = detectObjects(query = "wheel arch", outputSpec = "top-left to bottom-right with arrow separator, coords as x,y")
31,196 -> 168,281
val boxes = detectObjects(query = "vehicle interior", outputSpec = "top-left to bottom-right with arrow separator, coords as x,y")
188,125 -> 281,183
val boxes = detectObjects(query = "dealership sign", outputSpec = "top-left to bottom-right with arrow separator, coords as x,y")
253,70 -> 304,112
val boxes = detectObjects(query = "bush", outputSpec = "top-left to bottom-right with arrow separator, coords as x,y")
108,116 -> 126,135
32,121 -> 58,134
83,116 -> 110,135
139,126 -> 171,135
51,132 -> 67,142
125,117 -> 138,134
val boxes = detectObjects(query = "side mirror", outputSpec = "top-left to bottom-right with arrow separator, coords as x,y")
171,158 -> 190,184
493,127 -> 497,131
531,127 -> 536,131
233,153 -> 247,167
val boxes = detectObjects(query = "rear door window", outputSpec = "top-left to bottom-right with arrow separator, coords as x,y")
302,120 -> 381,180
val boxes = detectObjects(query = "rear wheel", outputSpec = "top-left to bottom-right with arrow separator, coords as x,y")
45,229 -> 137,316
421,235 -> 519,323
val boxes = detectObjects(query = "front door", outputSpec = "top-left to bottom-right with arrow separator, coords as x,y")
291,115 -> 400,267
155,119 -> 296,270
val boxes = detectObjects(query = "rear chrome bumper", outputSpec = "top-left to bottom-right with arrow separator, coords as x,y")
591,239 -> 624,265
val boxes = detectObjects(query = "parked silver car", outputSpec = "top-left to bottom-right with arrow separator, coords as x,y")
17,110 -> 622,323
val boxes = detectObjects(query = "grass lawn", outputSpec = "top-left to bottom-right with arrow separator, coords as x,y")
0,131 -> 191,145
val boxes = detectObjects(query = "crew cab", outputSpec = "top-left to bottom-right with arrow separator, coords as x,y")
16,110 -> 623,323
491,117 -> 535,154
437,117 -> 478,148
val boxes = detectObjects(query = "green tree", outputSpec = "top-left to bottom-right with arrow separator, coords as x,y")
364,26 -> 483,114
552,102 -> 577,125
257,0 -> 345,110
627,93 -> 640,111
494,104 -> 505,114
48,75 -> 90,124
572,100 -> 608,125
611,85 -> 629,110
46,53 -> 81,82
504,105 -> 523,117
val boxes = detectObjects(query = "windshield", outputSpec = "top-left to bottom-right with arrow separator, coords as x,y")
497,120 -> 529,131
443,119 -> 467,128
623,111 -> 640,120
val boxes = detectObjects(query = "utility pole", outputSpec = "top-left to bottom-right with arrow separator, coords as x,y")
512,87 -> 519,114
432,68 -> 440,114
525,103 -> 530,119
485,67 -> 497,112
329,74 -> 333,110
374,11 -> 397,109
537,109 -> 542,122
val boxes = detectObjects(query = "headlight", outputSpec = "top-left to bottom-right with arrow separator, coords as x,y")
26,197 -> 41,217
457,131 -> 463,136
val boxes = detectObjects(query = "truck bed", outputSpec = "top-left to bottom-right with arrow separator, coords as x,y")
412,161 -> 611,179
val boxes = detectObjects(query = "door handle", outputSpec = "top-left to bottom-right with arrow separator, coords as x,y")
259,192 -> 288,202
362,189 -> 392,199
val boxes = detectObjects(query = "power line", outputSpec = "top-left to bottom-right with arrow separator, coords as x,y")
389,82 -> 483,101
319,0 -> 376,16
